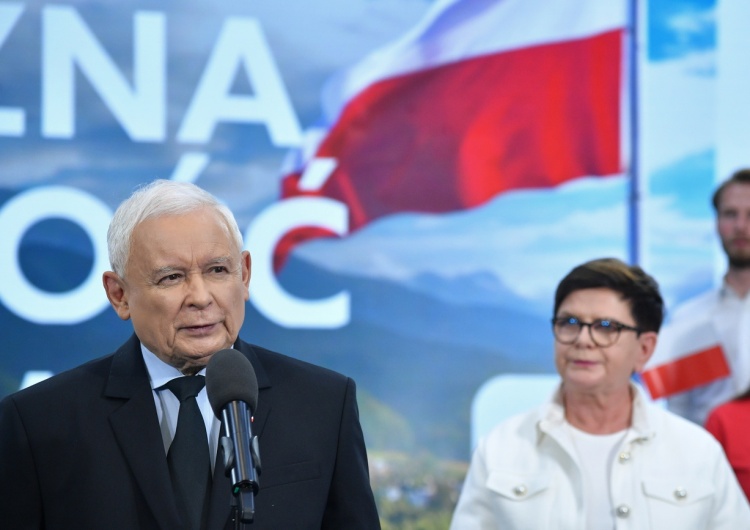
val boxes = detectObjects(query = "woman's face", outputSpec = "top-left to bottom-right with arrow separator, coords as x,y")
553,287 -> 656,398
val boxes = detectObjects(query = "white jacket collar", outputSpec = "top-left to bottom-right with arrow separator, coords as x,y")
536,381 -> 657,445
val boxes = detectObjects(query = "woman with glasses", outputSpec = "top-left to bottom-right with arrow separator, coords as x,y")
450,257 -> 750,529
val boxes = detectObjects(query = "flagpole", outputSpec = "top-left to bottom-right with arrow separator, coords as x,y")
627,0 -> 640,266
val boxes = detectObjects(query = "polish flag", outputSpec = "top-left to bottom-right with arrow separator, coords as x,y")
642,316 -> 731,400
282,0 -> 627,233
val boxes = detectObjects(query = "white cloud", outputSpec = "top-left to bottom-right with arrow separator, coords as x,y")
666,6 -> 715,38
294,178 -> 631,299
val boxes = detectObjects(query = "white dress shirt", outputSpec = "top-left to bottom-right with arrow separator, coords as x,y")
141,345 -> 221,471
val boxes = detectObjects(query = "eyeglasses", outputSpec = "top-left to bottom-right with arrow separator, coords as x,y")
551,316 -> 641,347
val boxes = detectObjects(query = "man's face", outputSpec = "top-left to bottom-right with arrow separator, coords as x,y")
717,183 -> 750,268
103,207 -> 250,374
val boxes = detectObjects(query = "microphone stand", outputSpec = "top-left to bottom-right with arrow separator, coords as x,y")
220,401 -> 261,528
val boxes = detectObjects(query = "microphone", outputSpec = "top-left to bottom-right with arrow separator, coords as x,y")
206,348 -> 261,524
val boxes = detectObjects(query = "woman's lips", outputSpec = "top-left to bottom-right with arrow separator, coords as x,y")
572,359 -> 597,366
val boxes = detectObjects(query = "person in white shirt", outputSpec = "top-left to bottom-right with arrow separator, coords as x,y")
450,258 -> 750,529
646,169 -> 750,425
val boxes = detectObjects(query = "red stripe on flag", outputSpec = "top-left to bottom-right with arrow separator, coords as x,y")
284,29 -> 622,230
641,345 -> 731,400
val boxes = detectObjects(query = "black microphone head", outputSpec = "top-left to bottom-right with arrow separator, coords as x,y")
206,348 -> 259,418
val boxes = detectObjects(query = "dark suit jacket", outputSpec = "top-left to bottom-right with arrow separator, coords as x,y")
0,335 -> 381,529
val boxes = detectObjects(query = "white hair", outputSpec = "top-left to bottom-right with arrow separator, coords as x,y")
107,179 -> 244,277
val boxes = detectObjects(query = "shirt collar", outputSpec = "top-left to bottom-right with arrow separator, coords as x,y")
140,344 -> 206,391
719,279 -> 734,299
628,383 -> 657,441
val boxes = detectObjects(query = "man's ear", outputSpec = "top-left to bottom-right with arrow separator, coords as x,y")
102,271 -> 131,321
241,250 -> 251,301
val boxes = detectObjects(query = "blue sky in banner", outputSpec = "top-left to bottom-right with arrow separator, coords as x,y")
648,0 -> 715,60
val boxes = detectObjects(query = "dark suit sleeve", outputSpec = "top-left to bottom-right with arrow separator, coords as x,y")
321,378 -> 381,530
0,396 -> 44,529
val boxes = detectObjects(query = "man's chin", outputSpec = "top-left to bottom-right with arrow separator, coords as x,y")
173,346 -> 222,373
179,333 -> 232,354
728,255 -> 750,269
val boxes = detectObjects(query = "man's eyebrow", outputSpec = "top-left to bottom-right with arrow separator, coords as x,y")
153,265 -> 182,275
148,258 -> 234,279
146,266 -> 183,285
206,256 -> 232,266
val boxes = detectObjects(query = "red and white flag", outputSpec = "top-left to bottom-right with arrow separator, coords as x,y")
282,0 -> 627,231
642,316 -> 731,400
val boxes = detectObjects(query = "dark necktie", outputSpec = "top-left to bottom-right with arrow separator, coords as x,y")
163,375 -> 211,530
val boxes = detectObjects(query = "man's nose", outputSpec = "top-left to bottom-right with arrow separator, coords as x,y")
186,274 -> 212,306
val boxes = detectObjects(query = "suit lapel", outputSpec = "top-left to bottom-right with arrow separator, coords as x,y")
105,335 -> 182,530
237,340 -> 272,438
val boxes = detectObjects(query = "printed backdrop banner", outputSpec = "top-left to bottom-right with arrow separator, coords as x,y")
0,0 -> 727,526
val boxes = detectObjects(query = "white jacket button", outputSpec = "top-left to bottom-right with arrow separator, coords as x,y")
674,488 -> 687,500
512,485 -> 527,497
615,504 -> 631,518
617,451 -> 631,463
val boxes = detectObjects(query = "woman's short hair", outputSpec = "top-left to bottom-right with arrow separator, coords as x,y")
553,257 -> 664,333
107,179 -> 244,277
